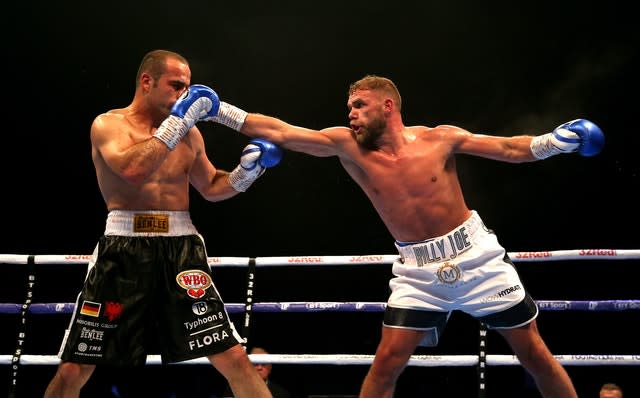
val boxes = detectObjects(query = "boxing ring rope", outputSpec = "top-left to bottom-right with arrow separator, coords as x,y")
2,249 -> 640,396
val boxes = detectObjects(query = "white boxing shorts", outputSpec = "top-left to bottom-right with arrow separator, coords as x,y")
384,210 -> 538,346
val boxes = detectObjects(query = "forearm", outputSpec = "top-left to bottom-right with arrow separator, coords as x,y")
119,138 -> 171,184
212,101 -> 290,144
199,170 -> 240,202
241,113 -> 291,143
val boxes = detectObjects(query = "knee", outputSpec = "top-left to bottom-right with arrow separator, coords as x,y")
369,346 -> 408,380
209,344 -> 255,377
58,362 -> 82,381
517,343 -> 560,376
57,362 -> 94,386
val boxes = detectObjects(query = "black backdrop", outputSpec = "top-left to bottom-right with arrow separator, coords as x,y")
1,1 -> 639,397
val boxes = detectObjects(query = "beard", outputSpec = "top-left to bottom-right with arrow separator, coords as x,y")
355,117 -> 386,150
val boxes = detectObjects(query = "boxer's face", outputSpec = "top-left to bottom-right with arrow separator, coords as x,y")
149,59 -> 191,116
348,89 -> 387,149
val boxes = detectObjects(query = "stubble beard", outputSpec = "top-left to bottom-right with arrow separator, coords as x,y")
356,117 -> 386,150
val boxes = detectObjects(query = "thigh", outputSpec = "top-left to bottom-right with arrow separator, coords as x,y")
157,235 -> 243,363
61,237 -> 154,366
384,306 -> 450,346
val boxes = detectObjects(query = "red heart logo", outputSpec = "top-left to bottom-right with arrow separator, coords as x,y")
187,288 -> 205,298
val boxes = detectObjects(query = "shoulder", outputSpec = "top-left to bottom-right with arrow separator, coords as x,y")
92,109 -> 127,131
320,126 -> 353,138
90,109 -> 132,147
433,124 -> 472,136
411,124 -> 471,141
320,126 -> 357,148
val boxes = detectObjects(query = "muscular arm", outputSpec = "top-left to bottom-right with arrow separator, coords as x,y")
189,128 -> 240,202
91,113 -> 172,185
448,125 -> 538,163
240,113 -> 344,157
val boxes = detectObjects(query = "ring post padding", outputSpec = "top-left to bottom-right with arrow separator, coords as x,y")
477,323 -> 488,398
8,255 -> 36,398
241,257 -> 257,346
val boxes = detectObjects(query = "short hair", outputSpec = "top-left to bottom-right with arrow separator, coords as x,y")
601,383 -> 623,396
135,49 -> 189,87
348,75 -> 402,111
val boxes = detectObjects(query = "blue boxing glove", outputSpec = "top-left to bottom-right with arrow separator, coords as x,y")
228,139 -> 283,192
250,138 -> 284,168
530,119 -> 605,159
153,84 -> 220,150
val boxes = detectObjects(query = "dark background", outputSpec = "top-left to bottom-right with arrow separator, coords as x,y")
1,1 -> 639,397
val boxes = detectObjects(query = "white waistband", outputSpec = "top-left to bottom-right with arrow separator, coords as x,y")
395,210 -> 484,266
105,210 -> 198,237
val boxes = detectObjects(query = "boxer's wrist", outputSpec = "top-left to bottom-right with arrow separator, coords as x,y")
212,102 -> 247,131
530,133 -> 562,160
153,115 -> 189,150
228,164 -> 264,192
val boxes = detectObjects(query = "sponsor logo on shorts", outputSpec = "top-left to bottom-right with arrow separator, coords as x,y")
80,301 -> 101,317
188,329 -> 230,350
411,226 -> 472,266
80,327 -> 104,341
192,301 -> 208,315
75,318 -> 118,329
436,262 -> 462,284
481,284 -> 522,303
184,311 -> 226,332
75,341 -> 103,357
104,301 -> 122,322
133,213 -> 169,233
176,270 -> 212,299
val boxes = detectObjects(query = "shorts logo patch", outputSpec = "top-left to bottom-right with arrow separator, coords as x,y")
104,301 -> 122,322
133,213 -> 169,232
188,288 -> 205,298
192,301 -> 208,315
436,262 -> 462,284
80,301 -> 101,317
177,270 -> 212,299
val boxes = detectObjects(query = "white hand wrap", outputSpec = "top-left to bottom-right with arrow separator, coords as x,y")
228,164 -> 265,192
152,115 -> 189,150
530,130 -> 580,160
228,143 -> 265,192
211,101 -> 248,131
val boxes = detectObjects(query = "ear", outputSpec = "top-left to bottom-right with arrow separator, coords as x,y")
140,72 -> 152,93
383,98 -> 394,114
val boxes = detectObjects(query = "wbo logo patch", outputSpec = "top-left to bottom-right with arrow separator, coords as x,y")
176,270 -> 212,299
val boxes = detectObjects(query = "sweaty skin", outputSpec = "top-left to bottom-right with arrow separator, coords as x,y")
45,53 -> 271,398
91,58 -> 238,212
224,79 -> 577,398
239,88 -> 536,242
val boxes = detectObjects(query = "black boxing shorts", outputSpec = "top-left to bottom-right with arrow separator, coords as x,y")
58,210 -> 243,366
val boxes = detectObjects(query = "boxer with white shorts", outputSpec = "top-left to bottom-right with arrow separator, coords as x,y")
206,74 -> 605,397
385,210 -> 538,346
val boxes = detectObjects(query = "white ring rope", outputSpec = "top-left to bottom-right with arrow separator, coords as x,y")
1,354 -> 638,366
2,248 -> 638,370
1,249 -> 639,266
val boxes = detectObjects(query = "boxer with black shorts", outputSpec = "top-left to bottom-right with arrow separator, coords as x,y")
43,50 -> 281,398
204,75 -> 605,397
